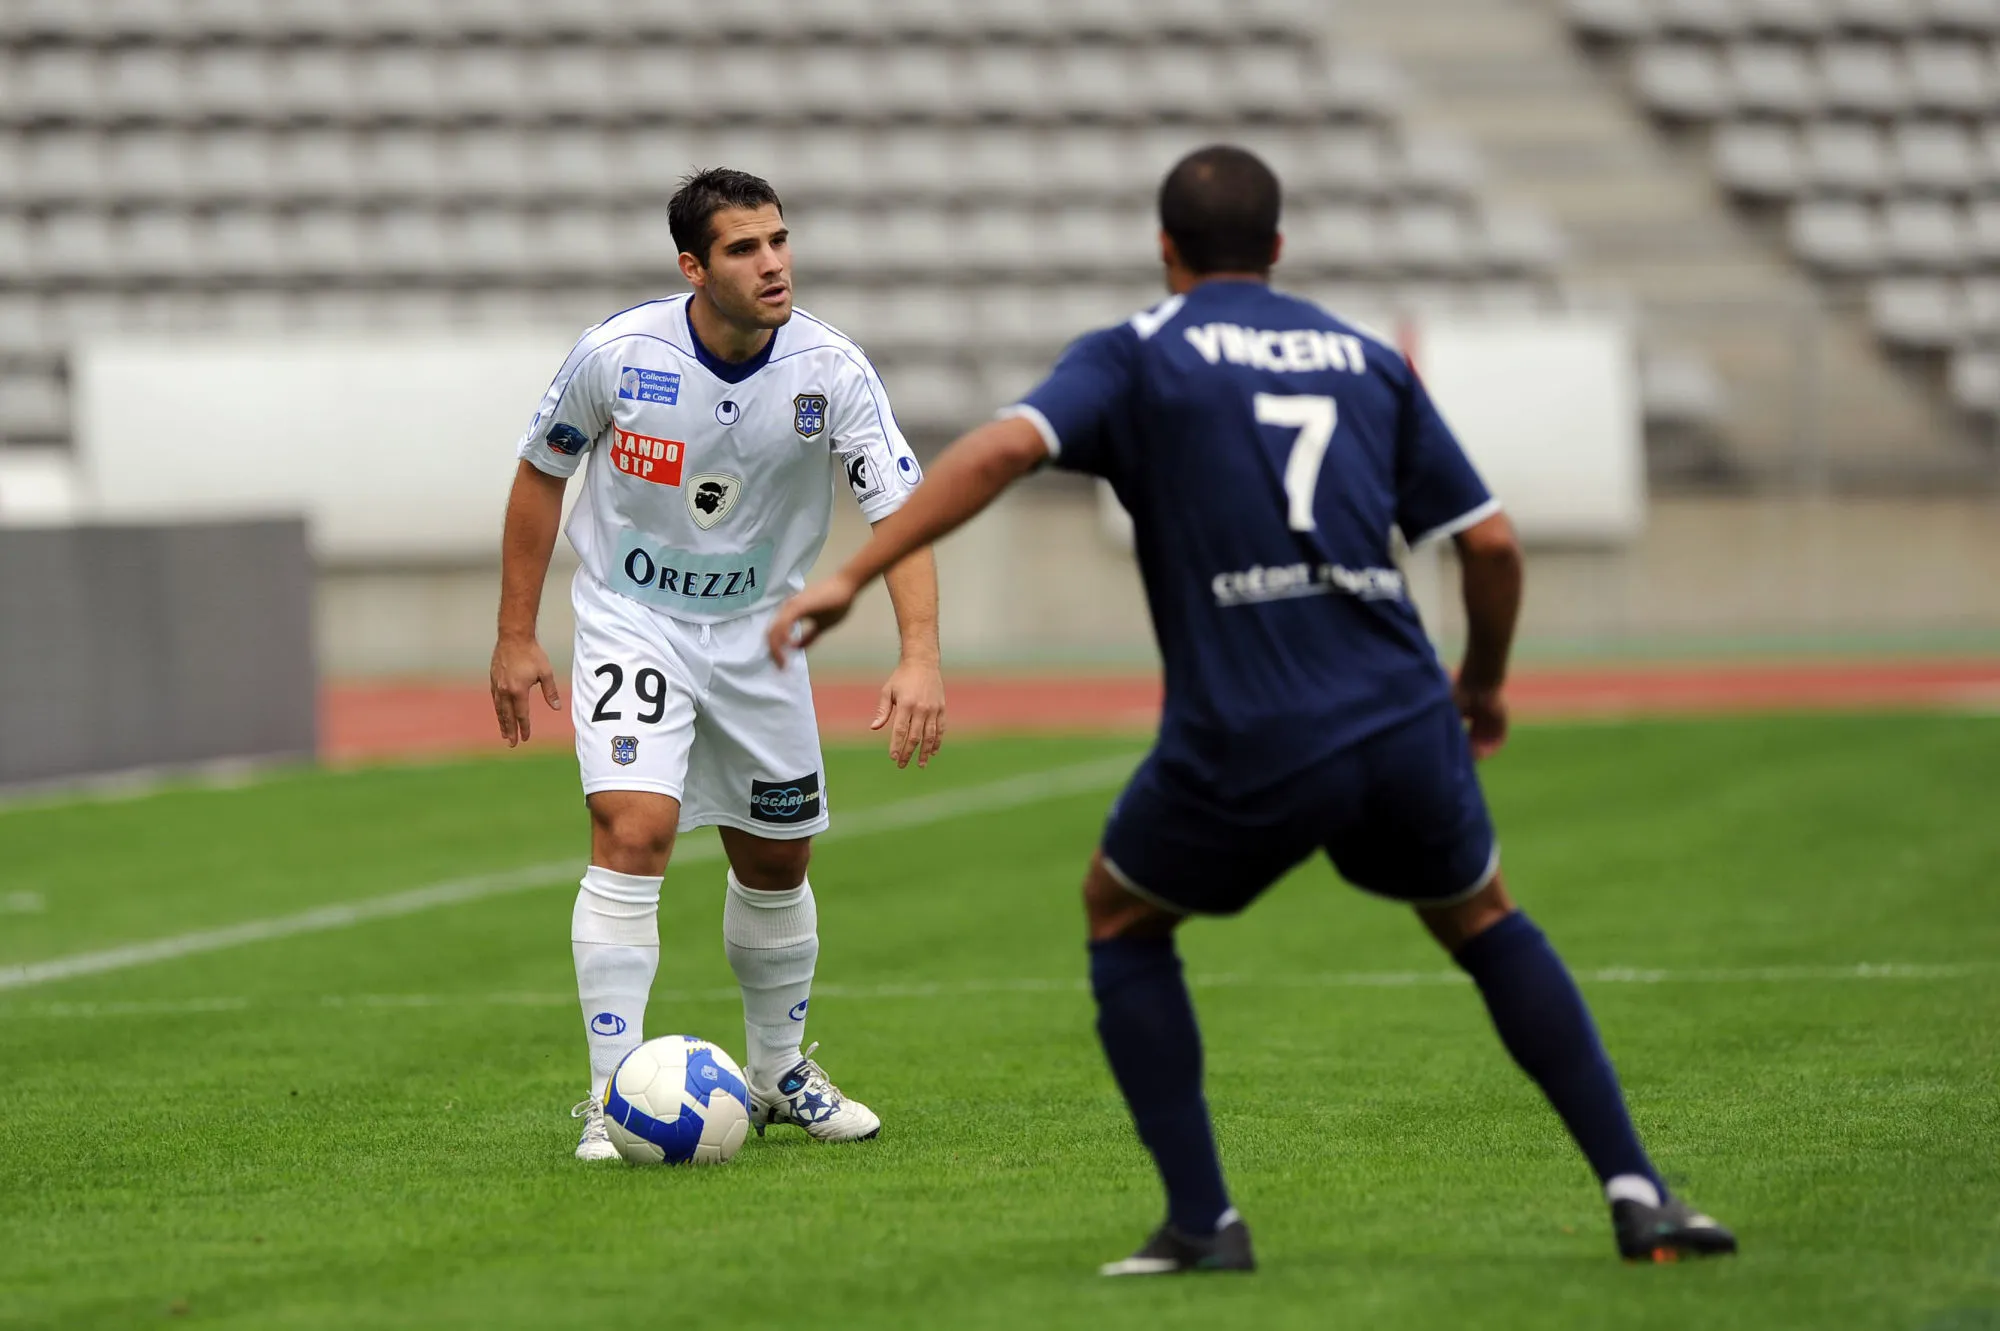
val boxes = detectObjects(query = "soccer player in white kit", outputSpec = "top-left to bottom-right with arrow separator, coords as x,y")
489,169 -> 946,1157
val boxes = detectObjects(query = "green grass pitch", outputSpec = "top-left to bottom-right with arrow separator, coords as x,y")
1,713 -> 1997,1330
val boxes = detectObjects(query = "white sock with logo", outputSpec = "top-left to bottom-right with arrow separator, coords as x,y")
722,871 -> 819,1090
572,865 -> 662,1101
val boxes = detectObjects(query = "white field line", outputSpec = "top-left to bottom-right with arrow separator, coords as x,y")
0,754 -> 1140,994
0,962 -> 1988,1019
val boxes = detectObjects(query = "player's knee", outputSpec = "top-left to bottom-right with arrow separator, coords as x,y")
1082,855 -> 1179,943
1418,874 -> 1517,954
588,797 -> 677,870
722,831 -> 811,893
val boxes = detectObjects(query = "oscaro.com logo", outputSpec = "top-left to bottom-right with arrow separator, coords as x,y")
750,774 -> 819,824
752,786 -> 807,818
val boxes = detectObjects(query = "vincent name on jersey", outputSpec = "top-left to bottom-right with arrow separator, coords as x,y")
1182,323 -> 1369,376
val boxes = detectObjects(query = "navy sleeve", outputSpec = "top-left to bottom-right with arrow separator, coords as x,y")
1395,367 -> 1498,546
1002,326 -> 1137,480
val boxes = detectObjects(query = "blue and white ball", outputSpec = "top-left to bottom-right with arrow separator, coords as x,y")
603,1036 -> 752,1165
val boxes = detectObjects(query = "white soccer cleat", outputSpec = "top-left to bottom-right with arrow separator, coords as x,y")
571,1096 -> 621,1161
749,1043 -> 881,1142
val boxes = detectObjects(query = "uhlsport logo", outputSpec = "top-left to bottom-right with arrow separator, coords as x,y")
611,735 -> 638,766
896,453 -> 923,486
792,392 -> 828,438
750,772 -> 822,824
715,399 -> 741,425
789,999 -> 810,1021
590,1012 -> 627,1036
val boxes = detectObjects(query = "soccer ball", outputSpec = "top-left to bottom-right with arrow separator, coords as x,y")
603,1035 -> 752,1165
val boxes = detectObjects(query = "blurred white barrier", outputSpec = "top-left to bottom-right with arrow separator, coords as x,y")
73,333 -> 579,560
73,315 -> 1640,563
1414,314 -> 1645,543
0,447 -> 80,526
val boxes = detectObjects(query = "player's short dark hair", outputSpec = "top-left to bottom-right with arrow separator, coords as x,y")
1158,145 -> 1282,275
668,167 -> 784,266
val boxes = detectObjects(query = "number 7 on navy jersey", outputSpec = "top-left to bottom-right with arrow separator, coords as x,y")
1254,393 -> 1339,532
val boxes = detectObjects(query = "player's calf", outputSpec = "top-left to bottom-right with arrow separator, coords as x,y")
1083,854 -> 1243,1256
720,851 -> 820,1090
1427,879 -> 1734,1254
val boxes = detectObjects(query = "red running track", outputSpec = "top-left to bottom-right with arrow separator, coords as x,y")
323,659 -> 2000,763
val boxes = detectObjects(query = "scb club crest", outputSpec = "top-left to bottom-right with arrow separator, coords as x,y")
612,735 -> 638,766
792,393 -> 828,438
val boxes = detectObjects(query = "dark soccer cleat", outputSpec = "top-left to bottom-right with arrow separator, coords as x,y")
1099,1214 -> 1256,1276
1613,1196 -> 1738,1262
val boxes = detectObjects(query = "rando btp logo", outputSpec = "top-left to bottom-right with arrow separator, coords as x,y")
609,426 -> 685,486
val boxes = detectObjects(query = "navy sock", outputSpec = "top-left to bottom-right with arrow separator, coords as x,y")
1453,912 -> 1663,1195
1088,936 -> 1233,1236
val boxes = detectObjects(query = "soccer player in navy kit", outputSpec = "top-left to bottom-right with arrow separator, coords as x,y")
768,147 -> 1736,1274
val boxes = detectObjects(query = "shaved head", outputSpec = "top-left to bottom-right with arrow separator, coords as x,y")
1158,145 -> 1282,275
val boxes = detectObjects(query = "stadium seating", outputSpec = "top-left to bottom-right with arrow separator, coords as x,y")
0,2 -> 1570,445
1568,0 -> 2000,426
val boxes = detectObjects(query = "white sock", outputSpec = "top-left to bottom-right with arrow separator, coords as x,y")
1604,1174 -> 1662,1208
722,871 -> 819,1089
572,865 -> 662,1101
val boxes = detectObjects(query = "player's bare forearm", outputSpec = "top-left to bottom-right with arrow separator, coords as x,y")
769,418 -> 1046,663
498,460 -> 567,642
842,418 -> 1048,595
491,460 -> 568,746
1454,510 -> 1523,690
882,546 -> 940,666
876,545 -> 946,767
1451,510 -> 1522,759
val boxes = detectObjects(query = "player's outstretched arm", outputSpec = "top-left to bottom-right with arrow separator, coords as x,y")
1452,509 -> 1524,759
491,460 -> 568,748
768,417 -> 1049,663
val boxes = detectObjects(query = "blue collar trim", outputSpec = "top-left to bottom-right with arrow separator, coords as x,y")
685,300 -> 777,384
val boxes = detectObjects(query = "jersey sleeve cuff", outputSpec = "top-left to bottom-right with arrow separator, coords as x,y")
518,444 -> 580,479
996,403 -> 1061,459
1408,496 -> 1503,548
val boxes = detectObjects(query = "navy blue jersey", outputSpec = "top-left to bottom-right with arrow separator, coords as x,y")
1007,280 -> 1496,796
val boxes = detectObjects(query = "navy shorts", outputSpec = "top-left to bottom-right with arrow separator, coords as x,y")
1099,701 -> 1498,916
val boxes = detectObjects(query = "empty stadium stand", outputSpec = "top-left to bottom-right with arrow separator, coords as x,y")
0,0 -> 1980,488
1564,0 -> 1999,467
0,0 -> 1581,459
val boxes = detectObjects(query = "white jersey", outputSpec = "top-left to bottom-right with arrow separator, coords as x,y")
517,294 -> 921,623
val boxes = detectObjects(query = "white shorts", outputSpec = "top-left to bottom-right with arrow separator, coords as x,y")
570,567 -> 828,840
